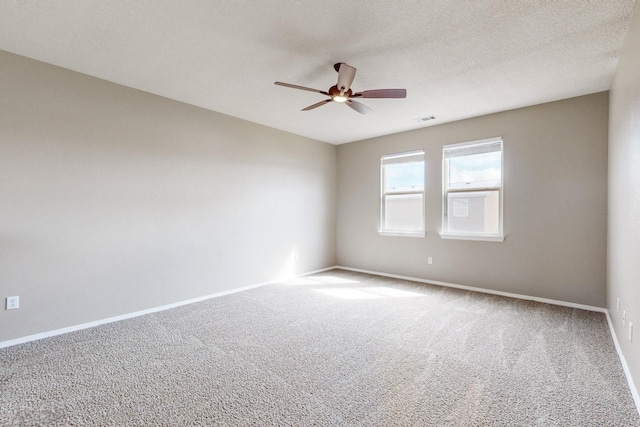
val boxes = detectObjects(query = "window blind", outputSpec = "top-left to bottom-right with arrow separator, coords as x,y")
381,150 -> 424,165
443,139 -> 502,159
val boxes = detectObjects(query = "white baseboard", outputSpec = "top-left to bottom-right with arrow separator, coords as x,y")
336,266 -> 606,312
0,266 -> 338,349
605,311 -> 640,415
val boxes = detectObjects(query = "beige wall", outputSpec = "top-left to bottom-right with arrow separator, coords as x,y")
0,51 -> 337,342
609,3 -> 640,399
337,92 -> 608,307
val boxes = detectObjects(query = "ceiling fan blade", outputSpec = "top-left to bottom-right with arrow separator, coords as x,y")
336,63 -> 356,91
275,82 -> 329,95
302,99 -> 332,111
353,89 -> 407,98
346,99 -> 372,114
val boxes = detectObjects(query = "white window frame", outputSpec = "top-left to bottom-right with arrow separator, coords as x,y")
379,150 -> 425,237
441,137 -> 504,242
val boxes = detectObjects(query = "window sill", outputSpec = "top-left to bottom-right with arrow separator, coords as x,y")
440,233 -> 505,242
379,230 -> 426,238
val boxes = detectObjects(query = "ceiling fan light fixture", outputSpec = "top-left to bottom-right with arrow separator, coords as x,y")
274,63 -> 407,114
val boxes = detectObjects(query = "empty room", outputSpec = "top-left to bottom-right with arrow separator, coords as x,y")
1,1 -> 639,426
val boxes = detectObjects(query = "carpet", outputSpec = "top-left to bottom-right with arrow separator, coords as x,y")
1,269 -> 638,426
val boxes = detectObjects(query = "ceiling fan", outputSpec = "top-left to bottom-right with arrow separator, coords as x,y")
274,62 -> 406,114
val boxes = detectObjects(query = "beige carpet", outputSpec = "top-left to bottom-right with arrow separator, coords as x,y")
1,269 -> 638,426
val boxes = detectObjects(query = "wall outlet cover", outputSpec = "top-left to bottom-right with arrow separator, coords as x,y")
6,296 -> 19,310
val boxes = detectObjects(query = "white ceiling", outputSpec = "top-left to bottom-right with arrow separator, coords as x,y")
0,1 -> 636,144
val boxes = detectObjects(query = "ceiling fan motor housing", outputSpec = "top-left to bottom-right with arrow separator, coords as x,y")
329,85 -> 352,100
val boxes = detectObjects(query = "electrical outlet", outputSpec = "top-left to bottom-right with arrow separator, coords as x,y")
428,257 -> 433,265
629,322 -> 634,343
6,296 -> 19,310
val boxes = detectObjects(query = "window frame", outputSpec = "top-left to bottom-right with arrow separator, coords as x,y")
441,137 -> 504,242
379,149 -> 426,237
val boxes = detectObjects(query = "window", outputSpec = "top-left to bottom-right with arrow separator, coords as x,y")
380,150 -> 425,237
442,137 -> 504,241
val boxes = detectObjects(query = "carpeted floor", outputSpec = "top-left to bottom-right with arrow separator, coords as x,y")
1,269 -> 638,426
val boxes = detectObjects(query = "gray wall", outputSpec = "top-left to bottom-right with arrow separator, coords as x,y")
337,92 -> 608,308
609,3 -> 640,398
0,51 -> 337,342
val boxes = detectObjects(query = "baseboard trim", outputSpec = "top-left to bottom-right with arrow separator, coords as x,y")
335,266 -> 606,313
605,310 -> 640,415
0,265 -> 338,349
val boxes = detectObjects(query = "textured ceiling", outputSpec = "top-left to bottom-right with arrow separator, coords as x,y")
0,1 -> 637,144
